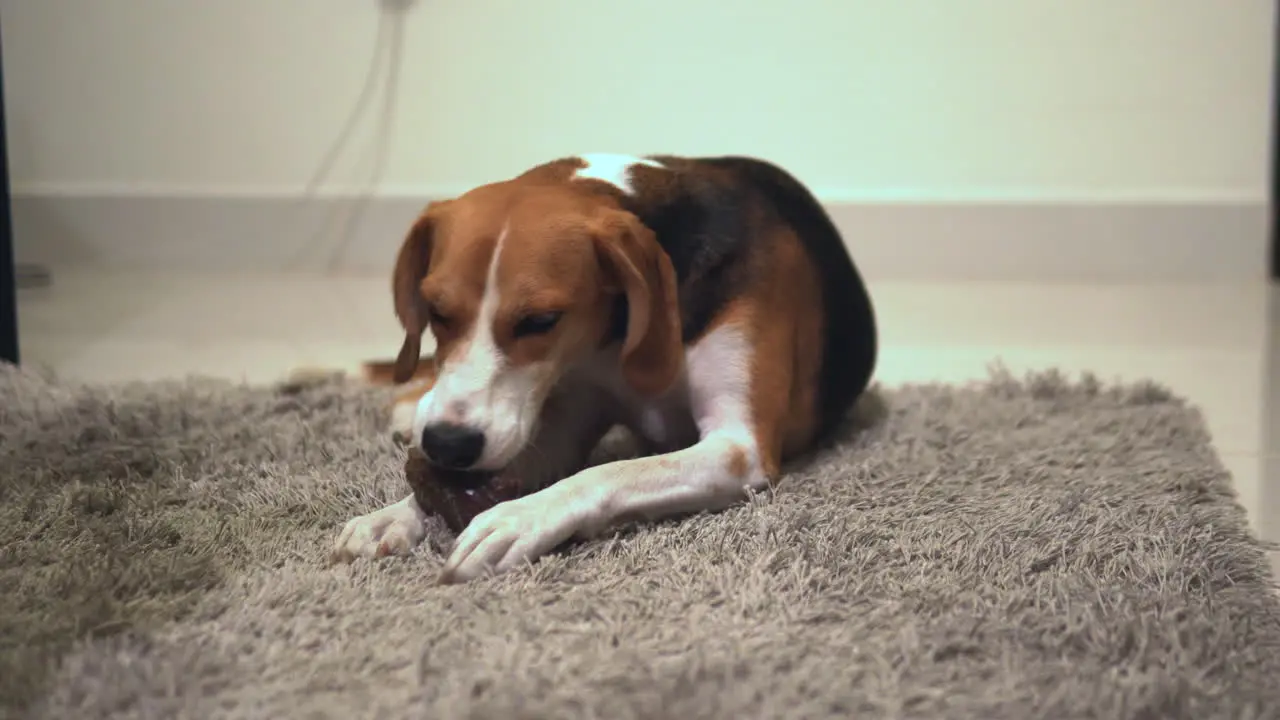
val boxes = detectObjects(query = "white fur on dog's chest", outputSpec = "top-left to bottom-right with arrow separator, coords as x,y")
610,365 -> 701,452
632,396 -> 699,452
573,353 -> 700,452
638,407 -> 672,445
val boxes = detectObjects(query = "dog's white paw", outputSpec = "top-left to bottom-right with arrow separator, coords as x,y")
437,486 -> 590,584
389,400 -> 417,446
329,497 -> 427,564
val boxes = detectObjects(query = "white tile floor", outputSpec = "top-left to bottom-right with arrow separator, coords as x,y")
14,269 -> 1280,576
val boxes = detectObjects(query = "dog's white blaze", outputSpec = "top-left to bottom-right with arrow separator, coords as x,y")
412,224 -> 548,470
411,227 -> 507,454
454,226 -> 507,396
573,153 -> 663,195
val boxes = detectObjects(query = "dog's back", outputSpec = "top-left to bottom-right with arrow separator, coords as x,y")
624,155 -> 878,440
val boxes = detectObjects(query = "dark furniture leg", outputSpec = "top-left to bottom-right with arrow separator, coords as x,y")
0,26 -> 18,365
1271,1 -> 1279,281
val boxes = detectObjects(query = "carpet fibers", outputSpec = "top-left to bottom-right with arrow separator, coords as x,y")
1,363 -> 1278,719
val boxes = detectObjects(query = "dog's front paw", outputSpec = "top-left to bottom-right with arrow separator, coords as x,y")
329,498 -> 427,565
437,491 -> 584,584
389,400 -> 417,446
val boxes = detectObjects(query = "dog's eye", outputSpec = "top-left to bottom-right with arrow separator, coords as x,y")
513,311 -> 563,338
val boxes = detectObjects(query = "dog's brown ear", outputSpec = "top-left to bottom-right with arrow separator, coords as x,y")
592,209 -> 683,397
391,201 -> 449,383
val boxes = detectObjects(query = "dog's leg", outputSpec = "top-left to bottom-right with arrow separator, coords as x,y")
359,357 -> 440,442
329,494 -> 429,564
439,309 -> 803,583
388,379 -> 434,444
286,356 -> 439,443
329,359 -> 437,563
330,378 -> 613,564
362,356 -> 438,386
286,355 -> 437,387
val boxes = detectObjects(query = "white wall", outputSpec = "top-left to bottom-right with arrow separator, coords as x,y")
2,0 -> 1273,202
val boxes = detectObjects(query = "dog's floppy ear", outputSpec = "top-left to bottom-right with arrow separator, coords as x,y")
391,201 -> 450,384
592,209 -> 683,397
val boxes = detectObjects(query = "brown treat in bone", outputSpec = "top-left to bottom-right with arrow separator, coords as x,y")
403,448 -> 527,533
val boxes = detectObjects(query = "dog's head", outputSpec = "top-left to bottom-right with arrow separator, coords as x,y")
391,182 -> 683,471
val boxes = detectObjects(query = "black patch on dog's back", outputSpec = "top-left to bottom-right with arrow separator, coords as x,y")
624,155 -> 879,439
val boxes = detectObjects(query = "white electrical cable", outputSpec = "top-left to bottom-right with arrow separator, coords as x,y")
301,15 -> 390,203
322,8 -> 405,273
284,15 -> 387,271
286,5 -> 407,273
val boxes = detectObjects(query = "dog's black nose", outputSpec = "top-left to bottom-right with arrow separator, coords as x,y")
419,423 -> 486,469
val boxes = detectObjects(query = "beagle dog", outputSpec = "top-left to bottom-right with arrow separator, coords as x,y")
329,154 -> 878,583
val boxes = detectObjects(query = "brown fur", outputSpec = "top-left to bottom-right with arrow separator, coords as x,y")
725,445 -> 750,479
390,202 -> 447,383
376,155 -> 845,483
386,176 -> 686,400
589,209 -> 684,397
663,217 -> 825,481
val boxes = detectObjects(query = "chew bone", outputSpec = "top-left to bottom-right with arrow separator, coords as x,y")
403,449 -> 527,533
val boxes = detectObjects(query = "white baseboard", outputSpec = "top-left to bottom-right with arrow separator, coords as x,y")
10,192 -> 1269,282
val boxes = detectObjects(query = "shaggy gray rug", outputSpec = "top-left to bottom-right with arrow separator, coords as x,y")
1,363 -> 1278,720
